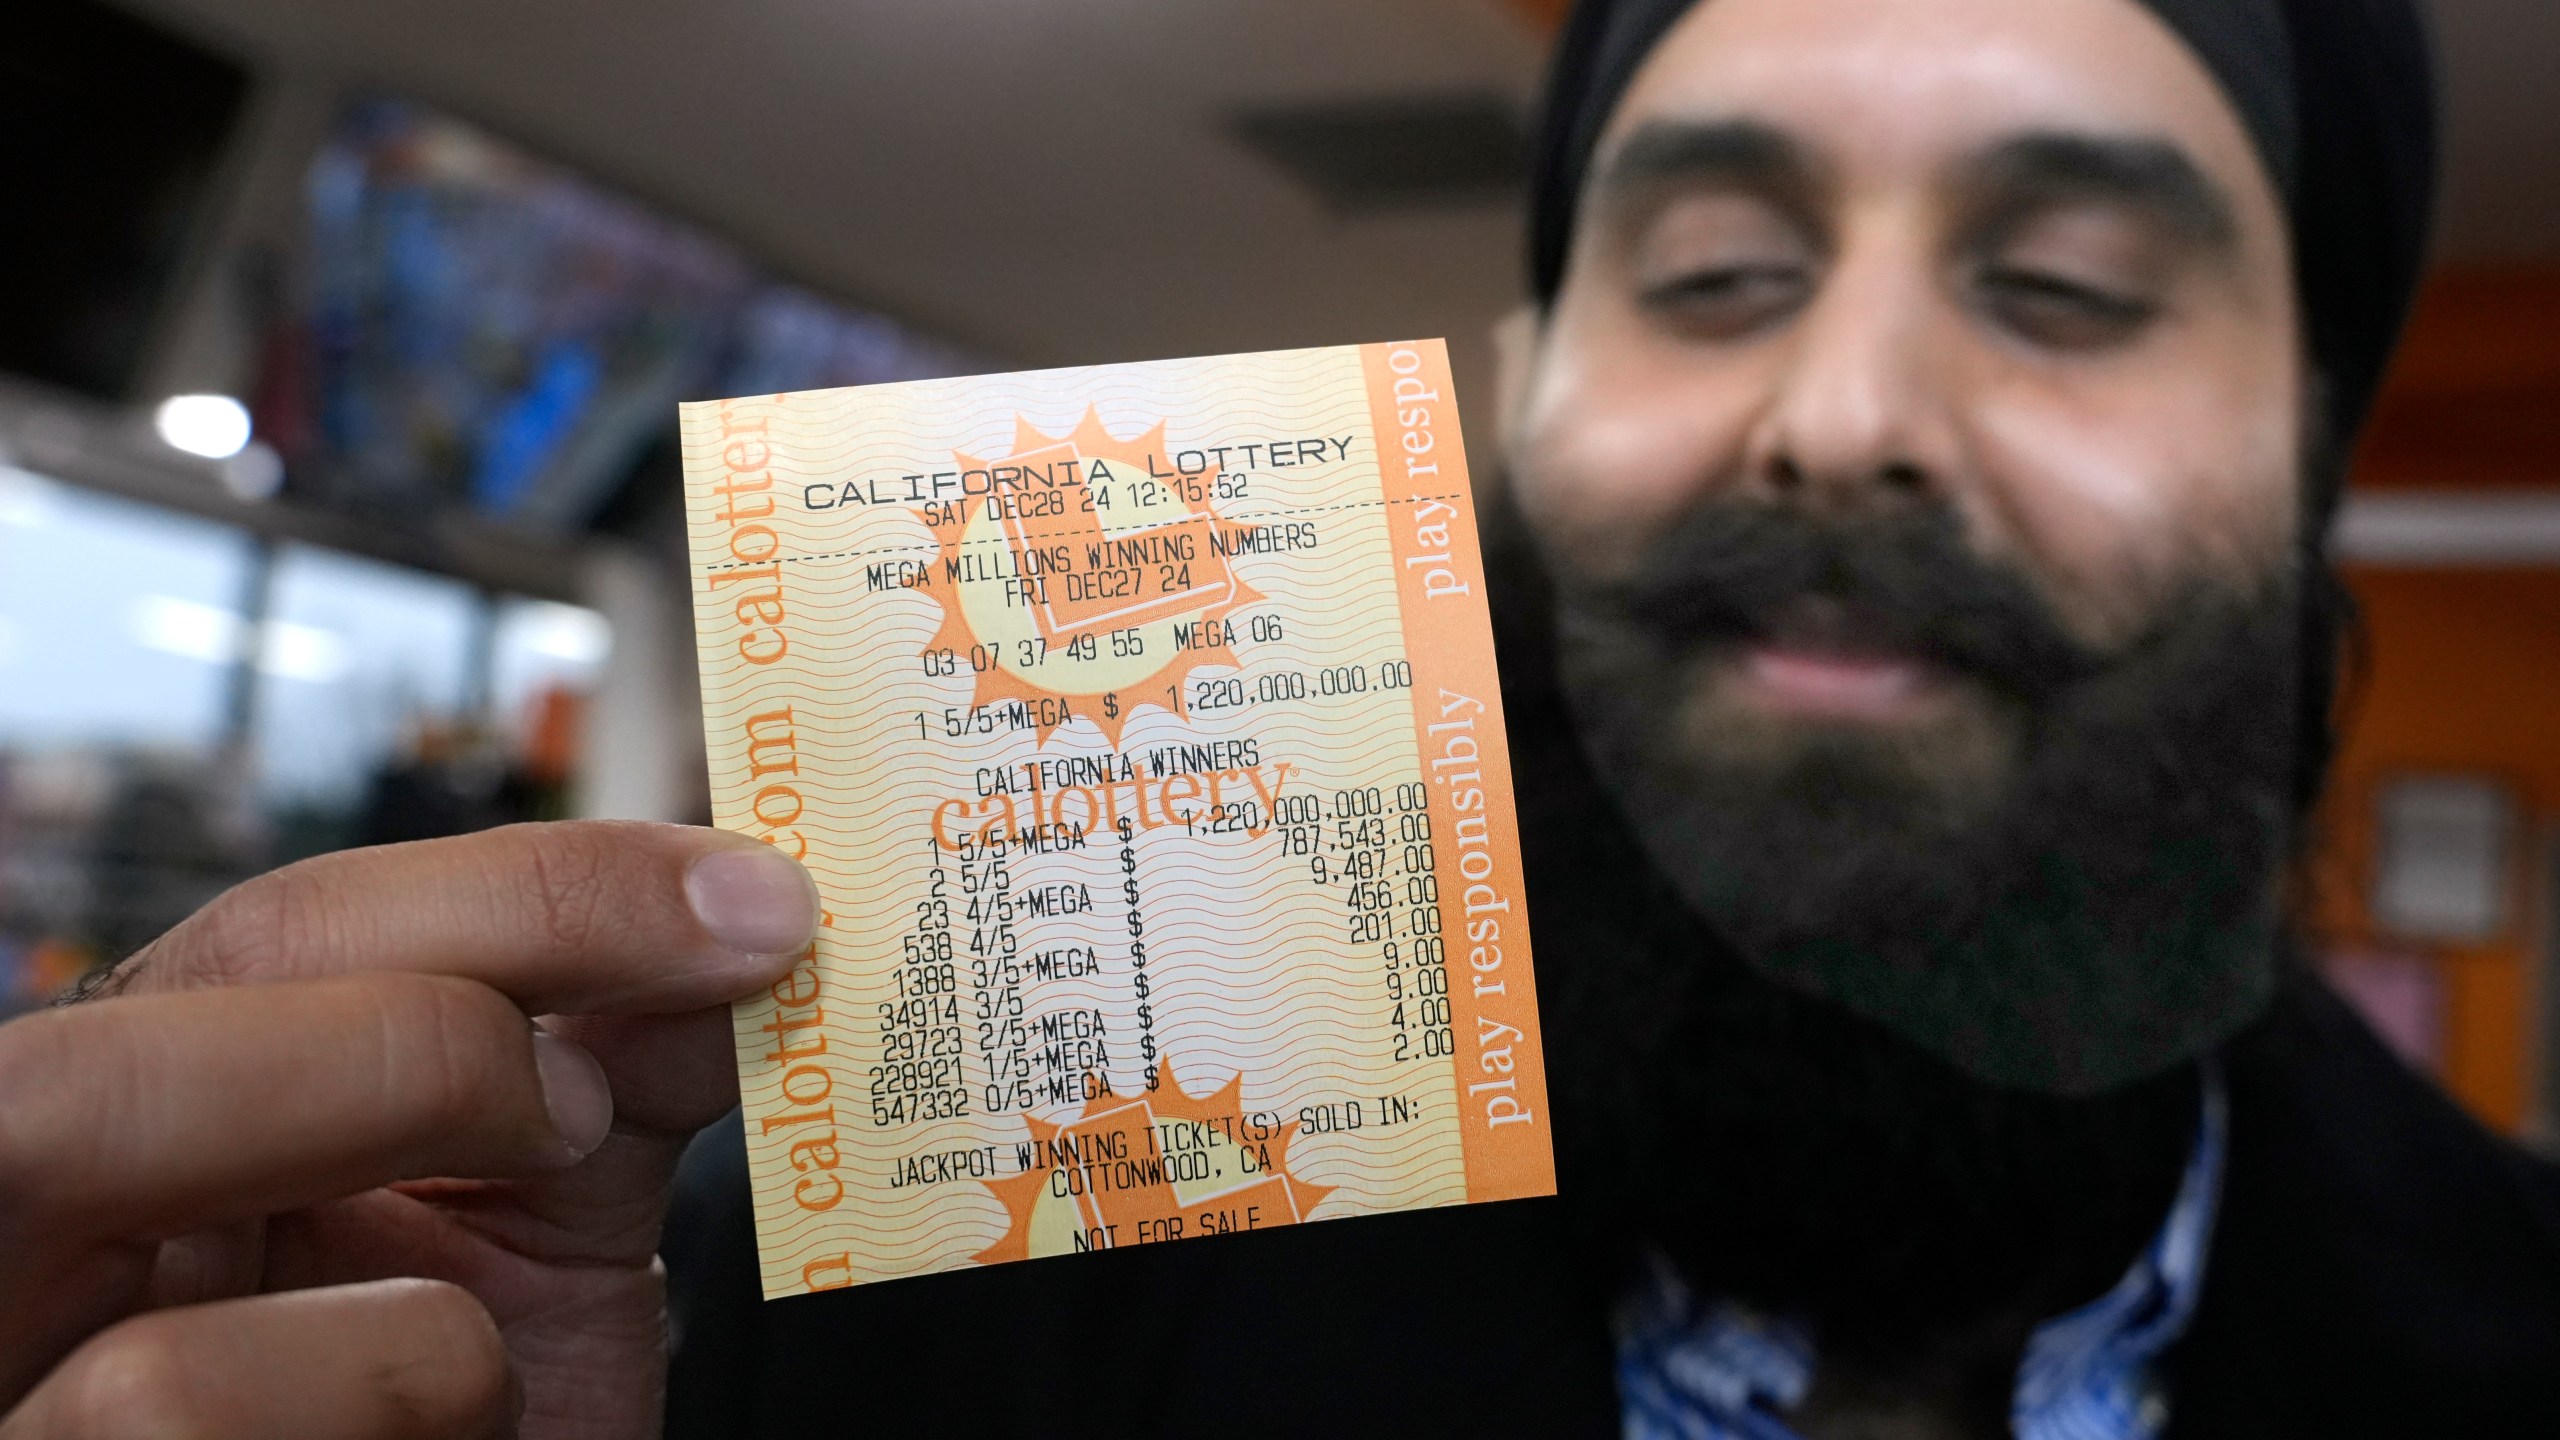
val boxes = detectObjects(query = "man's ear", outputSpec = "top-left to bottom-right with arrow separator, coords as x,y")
1490,303 -> 1544,460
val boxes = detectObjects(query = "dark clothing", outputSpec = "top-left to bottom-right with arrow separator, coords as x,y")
662,972 -> 2560,1438
2167,975 -> 2560,1433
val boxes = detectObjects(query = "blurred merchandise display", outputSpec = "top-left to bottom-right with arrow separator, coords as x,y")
277,97 -> 974,537
0,747 -> 243,1015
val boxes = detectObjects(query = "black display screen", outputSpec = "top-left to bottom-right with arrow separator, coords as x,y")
0,0 -> 250,400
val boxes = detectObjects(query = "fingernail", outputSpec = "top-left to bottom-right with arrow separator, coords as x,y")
685,846 -> 820,957
531,1028 -> 614,1159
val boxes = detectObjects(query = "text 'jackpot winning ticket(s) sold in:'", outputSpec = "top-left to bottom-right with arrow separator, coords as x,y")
680,340 -> 1552,1298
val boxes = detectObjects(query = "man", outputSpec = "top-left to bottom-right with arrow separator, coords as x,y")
661,1 -> 2556,1434
2,2 -> 2553,1438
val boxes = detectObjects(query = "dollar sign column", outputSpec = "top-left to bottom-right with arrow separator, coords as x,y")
1118,815 -> 1162,1092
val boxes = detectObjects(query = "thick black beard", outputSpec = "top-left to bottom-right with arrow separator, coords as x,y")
1547,501 -> 2298,1094
1517,730 -> 2201,1359
1482,500 -> 2282,1358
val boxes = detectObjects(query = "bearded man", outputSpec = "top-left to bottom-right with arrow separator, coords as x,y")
664,2 -> 2560,1435
4,1 -> 2555,1438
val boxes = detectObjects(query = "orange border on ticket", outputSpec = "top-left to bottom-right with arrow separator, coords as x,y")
1360,339 -> 1556,1204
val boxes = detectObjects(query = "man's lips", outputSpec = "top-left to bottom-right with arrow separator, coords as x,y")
1733,645 -> 1942,722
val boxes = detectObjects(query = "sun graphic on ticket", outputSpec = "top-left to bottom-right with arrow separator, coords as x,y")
922,408 -> 1264,746
680,341 -> 1553,1298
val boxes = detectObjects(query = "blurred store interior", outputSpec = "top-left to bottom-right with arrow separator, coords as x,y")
2,0 -> 2558,1143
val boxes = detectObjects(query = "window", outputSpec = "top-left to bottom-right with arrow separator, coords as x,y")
251,544 -> 482,807
0,465 -> 254,749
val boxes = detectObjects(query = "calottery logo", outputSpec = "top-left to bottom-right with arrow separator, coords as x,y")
923,410 -> 1265,746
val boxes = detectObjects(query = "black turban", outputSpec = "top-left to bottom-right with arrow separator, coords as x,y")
1523,0 -> 2441,813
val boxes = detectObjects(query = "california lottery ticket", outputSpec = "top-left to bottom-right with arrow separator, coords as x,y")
680,340 -> 1552,1297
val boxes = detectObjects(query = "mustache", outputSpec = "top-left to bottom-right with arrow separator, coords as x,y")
1557,501 -> 2108,701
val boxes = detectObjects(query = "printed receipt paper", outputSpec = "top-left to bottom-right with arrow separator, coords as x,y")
679,341 -> 1552,1298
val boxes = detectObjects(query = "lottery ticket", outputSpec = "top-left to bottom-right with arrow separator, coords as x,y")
680,340 -> 1552,1298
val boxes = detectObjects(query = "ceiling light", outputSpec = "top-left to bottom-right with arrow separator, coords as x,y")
154,394 -> 253,460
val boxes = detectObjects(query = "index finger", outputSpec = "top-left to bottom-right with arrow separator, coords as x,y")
104,821 -> 818,1016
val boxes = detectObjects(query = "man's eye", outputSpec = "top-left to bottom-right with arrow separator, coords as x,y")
1974,267 -> 2157,350
1637,264 -> 1811,340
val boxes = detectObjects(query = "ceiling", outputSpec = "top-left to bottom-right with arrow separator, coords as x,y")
122,0 -> 1544,384
118,0 -> 2560,402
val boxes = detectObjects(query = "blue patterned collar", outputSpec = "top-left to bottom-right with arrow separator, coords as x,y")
1617,1066 -> 2229,1440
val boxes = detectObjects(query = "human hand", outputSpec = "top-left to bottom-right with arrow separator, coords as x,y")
0,821 -> 817,1439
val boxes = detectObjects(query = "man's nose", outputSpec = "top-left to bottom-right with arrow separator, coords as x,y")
1741,240 -> 1957,514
